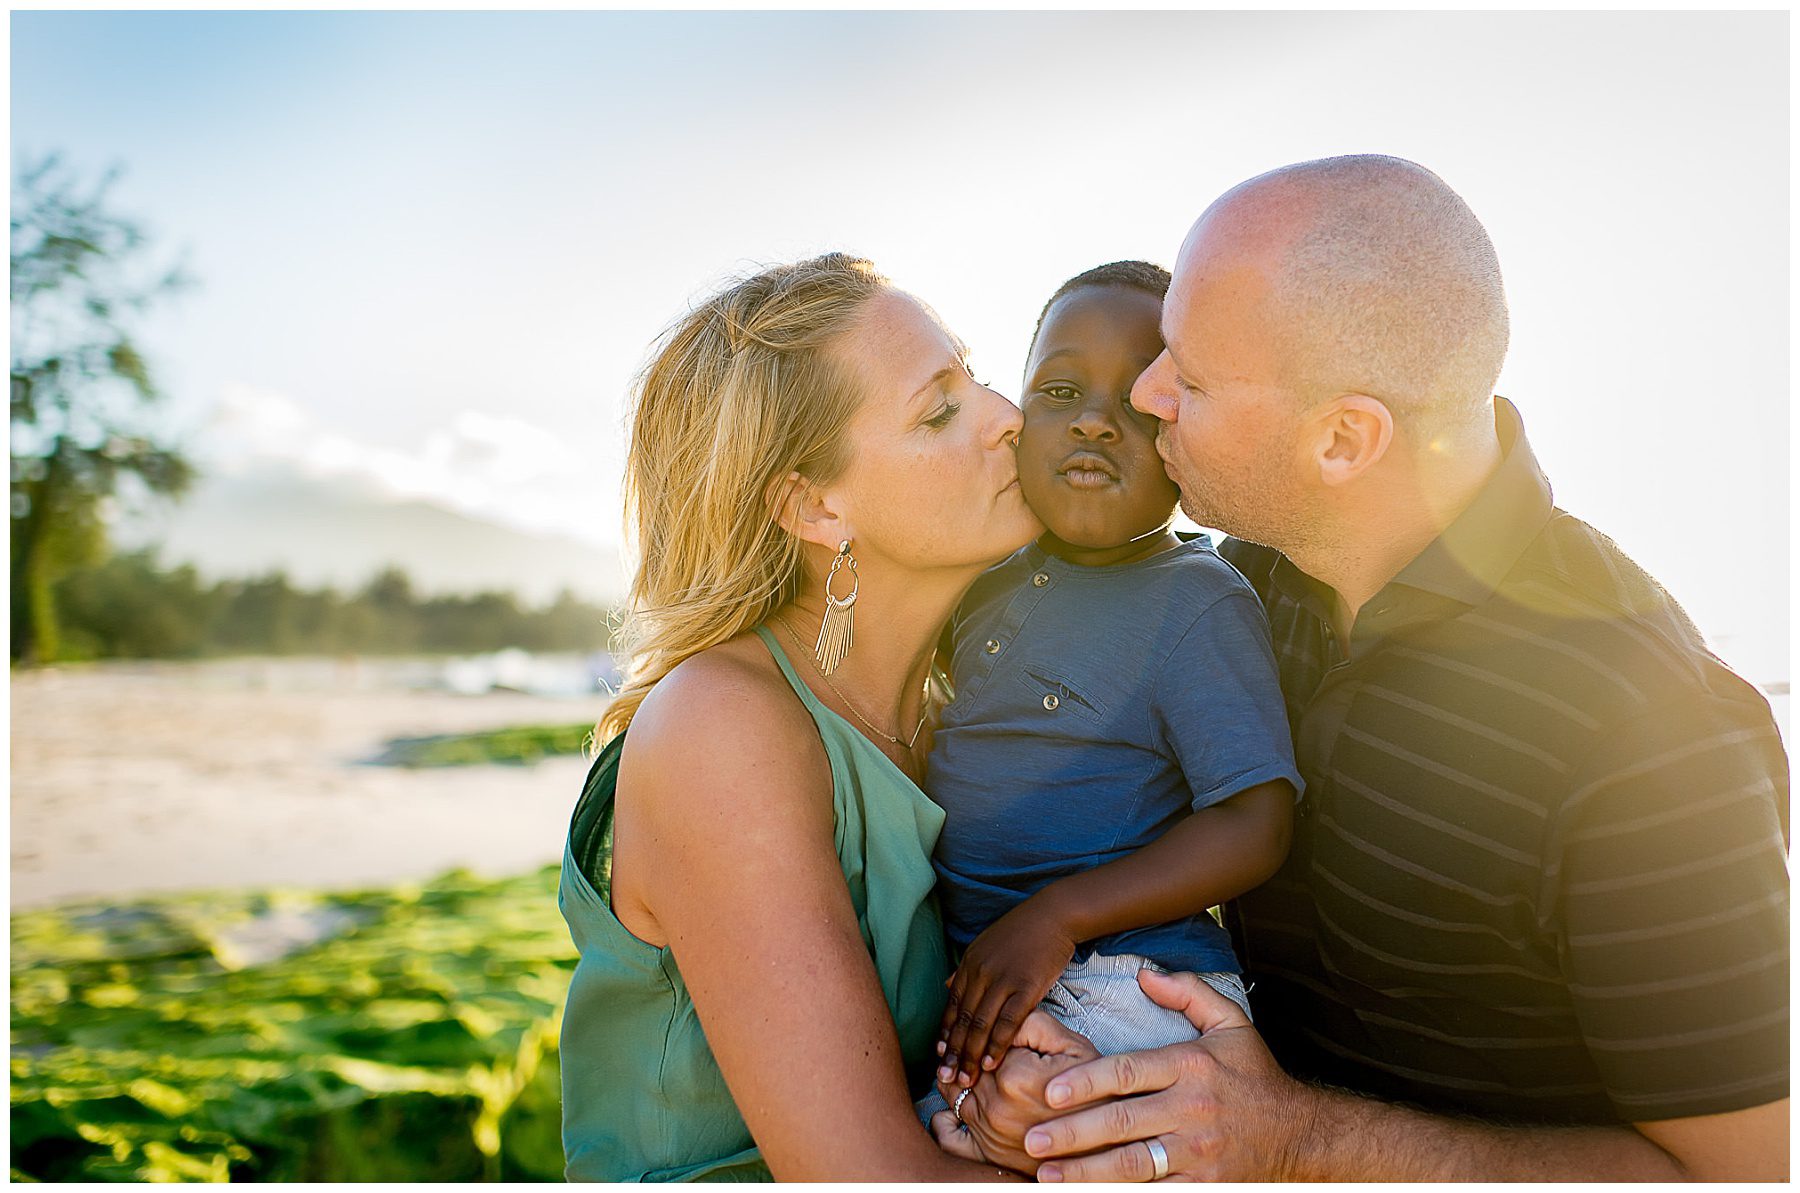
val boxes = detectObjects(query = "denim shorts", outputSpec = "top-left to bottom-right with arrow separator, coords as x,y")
915,952 -> 1253,1123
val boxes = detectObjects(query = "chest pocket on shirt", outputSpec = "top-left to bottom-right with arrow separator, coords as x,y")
1019,665 -> 1108,724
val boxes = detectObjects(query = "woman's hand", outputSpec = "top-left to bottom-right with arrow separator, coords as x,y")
929,1009 -> 1101,1175
938,900 -> 1077,1086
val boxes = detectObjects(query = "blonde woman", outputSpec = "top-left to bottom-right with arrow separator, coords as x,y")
558,254 -> 1044,1180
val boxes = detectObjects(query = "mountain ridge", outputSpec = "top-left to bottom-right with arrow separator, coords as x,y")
112,468 -> 628,607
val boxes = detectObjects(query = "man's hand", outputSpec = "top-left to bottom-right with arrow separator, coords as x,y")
1023,967 -> 1321,1182
937,901 -> 1077,1087
929,1008 -> 1100,1175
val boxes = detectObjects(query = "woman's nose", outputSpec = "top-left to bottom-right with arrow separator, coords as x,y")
986,387 -> 1024,447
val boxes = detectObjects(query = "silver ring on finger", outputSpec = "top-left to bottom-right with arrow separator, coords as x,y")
952,1086 -> 974,1125
1144,1136 -> 1170,1181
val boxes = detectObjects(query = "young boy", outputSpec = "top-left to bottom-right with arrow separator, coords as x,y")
925,261 -> 1303,1094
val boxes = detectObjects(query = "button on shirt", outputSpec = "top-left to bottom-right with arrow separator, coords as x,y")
1220,397 -> 1790,1126
927,538 -> 1303,976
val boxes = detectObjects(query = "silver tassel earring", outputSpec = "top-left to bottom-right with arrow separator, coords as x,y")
814,539 -> 858,675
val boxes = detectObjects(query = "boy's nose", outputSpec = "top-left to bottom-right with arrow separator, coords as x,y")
1070,403 -> 1120,441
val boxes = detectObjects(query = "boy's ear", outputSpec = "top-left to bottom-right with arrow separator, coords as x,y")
766,470 -> 851,549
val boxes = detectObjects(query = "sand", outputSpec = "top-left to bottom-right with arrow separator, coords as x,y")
11,657 -> 603,911
12,657 -> 1787,914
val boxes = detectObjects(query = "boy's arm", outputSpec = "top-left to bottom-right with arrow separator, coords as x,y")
938,781 -> 1292,1086
1027,779 -> 1292,942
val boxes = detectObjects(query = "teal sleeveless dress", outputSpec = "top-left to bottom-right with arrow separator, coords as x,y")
557,626 -> 952,1181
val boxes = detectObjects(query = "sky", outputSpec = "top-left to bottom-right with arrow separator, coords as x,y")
10,10 -> 1790,682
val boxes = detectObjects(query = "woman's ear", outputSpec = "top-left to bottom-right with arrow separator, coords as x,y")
1309,394 -> 1394,487
766,471 -> 851,549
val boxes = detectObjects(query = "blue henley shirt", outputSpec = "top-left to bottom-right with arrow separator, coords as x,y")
926,536 -> 1303,975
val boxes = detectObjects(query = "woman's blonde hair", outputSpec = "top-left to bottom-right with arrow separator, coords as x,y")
596,252 -> 889,744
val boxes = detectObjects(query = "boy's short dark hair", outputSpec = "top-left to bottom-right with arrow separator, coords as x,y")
1029,259 -> 1173,353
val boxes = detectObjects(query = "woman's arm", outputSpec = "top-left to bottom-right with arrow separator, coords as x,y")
615,654 -> 1016,1181
939,781 -> 1292,1085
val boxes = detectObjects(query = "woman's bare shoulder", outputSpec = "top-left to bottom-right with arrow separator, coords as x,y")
621,633 -> 830,811
631,633 -> 812,739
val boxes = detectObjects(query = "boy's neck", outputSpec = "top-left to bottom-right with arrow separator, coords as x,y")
1039,524 -> 1183,569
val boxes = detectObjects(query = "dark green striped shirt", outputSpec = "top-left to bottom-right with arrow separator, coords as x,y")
1221,398 -> 1789,1125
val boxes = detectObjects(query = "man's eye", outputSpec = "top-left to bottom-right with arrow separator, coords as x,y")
925,400 -> 961,430
1041,384 -> 1079,404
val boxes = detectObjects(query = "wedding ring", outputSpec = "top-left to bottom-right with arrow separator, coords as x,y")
1144,1137 -> 1170,1181
952,1086 -> 974,1124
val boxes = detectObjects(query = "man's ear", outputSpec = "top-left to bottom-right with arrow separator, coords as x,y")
766,470 -> 851,549
1307,394 -> 1394,487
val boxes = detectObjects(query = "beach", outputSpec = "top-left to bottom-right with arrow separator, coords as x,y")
12,656 -> 1788,913
11,656 -> 602,910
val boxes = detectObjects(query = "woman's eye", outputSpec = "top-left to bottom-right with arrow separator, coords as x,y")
925,400 -> 961,430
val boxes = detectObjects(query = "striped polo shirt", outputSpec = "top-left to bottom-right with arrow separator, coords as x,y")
1219,398 -> 1789,1126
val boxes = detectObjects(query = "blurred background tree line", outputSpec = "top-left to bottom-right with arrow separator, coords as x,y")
53,556 -> 613,661
10,156 -> 612,665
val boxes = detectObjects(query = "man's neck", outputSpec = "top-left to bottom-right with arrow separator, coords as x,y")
1289,429 -> 1504,640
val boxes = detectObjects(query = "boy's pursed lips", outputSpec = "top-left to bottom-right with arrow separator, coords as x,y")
1058,450 -> 1120,486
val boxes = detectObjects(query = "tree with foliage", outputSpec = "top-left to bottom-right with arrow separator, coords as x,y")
11,155 -> 195,663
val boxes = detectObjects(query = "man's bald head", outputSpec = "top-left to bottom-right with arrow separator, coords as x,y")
1180,154 -> 1509,440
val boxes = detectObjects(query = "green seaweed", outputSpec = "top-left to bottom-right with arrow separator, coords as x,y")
11,865 -> 575,1182
370,724 -> 595,768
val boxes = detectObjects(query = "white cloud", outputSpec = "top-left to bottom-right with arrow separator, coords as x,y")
204,384 -> 619,548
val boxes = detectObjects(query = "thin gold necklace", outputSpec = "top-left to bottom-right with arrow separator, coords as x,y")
774,612 -> 930,749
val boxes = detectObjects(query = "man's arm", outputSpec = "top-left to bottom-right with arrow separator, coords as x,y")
1006,970 -> 1786,1181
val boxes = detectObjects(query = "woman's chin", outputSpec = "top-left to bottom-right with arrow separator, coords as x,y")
1008,514 -> 1046,554
975,514 -> 1040,564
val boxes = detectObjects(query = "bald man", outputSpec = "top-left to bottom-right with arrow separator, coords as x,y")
934,157 -> 1788,1180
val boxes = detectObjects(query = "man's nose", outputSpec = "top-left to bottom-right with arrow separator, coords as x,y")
1131,352 -> 1178,422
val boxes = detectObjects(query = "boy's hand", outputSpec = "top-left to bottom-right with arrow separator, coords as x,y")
937,901 -> 1076,1087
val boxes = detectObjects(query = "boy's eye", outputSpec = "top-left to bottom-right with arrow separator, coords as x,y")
924,400 -> 961,430
1040,384 -> 1079,405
